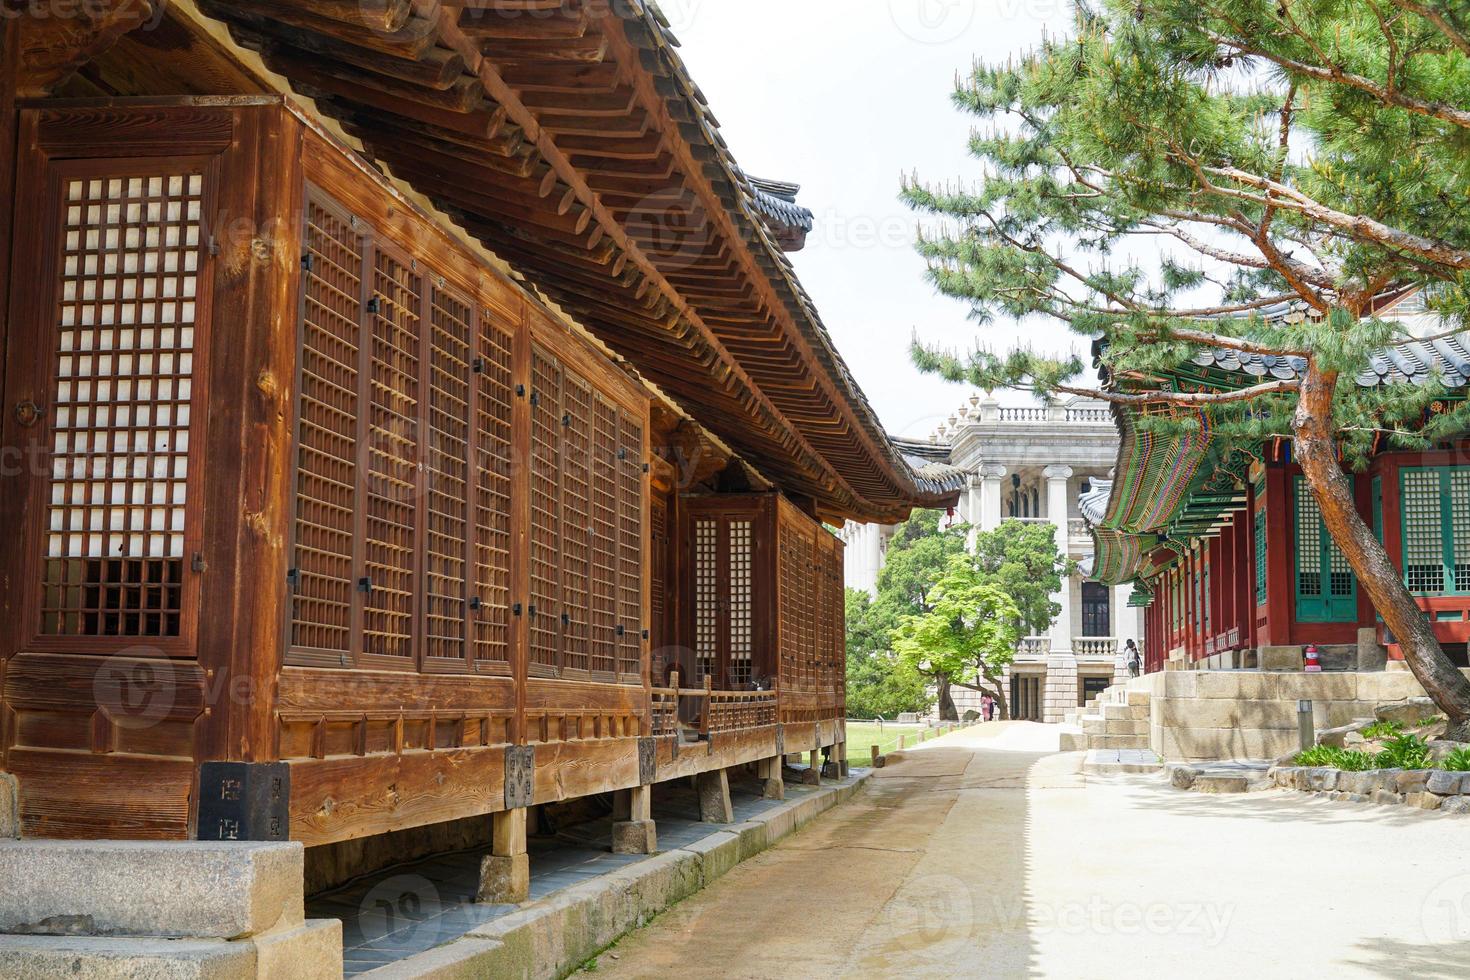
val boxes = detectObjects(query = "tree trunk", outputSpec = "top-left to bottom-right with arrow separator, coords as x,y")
982,667 -> 1009,720
1295,360 -> 1470,741
936,675 -> 959,722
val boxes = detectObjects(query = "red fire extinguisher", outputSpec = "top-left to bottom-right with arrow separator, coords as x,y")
1304,644 -> 1322,673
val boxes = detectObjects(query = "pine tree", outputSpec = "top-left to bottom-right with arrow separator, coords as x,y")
904,0 -> 1470,735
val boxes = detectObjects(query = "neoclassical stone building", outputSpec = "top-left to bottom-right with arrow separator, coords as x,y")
843,394 -> 1144,722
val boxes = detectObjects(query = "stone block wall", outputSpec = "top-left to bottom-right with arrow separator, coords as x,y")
1142,669 -> 1442,762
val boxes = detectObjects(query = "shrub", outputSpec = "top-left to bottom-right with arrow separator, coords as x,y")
1359,720 -> 1403,740
1441,748 -> 1470,772
1293,745 -> 1378,770
1375,734 -> 1433,770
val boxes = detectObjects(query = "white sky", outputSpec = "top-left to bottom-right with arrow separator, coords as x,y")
668,0 -> 1083,439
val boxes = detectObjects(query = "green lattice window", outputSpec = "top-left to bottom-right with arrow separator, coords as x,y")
1254,509 -> 1268,607
1294,478 -> 1357,623
1400,467 -> 1470,595
1202,554 -> 1212,635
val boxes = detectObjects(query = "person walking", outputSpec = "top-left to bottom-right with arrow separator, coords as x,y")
981,694 -> 994,722
1125,639 -> 1142,678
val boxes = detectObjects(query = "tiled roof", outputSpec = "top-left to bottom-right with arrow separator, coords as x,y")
747,177 -> 814,234
1190,334 -> 1470,387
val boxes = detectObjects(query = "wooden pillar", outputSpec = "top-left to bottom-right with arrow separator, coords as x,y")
803,748 -> 821,786
478,808 -> 529,904
1263,466 -> 1294,647
612,785 -> 656,854
696,768 -> 733,823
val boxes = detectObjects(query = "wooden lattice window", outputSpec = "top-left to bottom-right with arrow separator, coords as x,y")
728,520 -> 753,688
1294,477 -> 1356,622
1399,467 -> 1470,596
560,372 -> 594,675
423,284 -> 473,667
290,195 -> 362,658
694,518 -> 718,682
528,345 -> 562,674
41,172 -> 206,641
1254,506 -> 1267,608
361,248 -> 422,663
472,313 -> 515,670
616,412 -> 644,682
590,396 -> 619,678
1402,468 -> 1447,593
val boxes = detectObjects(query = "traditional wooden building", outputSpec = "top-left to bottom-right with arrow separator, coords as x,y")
0,0 -> 960,891
1084,295 -> 1470,674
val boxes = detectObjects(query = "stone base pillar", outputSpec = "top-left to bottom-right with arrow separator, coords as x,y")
0,773 -> 16,839
612,786 -> 656,854
802,749 -> 822,786
1042,653 -> 1079,724
696,769 -> 734,823
478,808 -> 529,903
757,757 -> 784,800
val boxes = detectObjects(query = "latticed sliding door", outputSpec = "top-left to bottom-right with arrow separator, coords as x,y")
360,248 -> 422,668
590,397 -> 620,679
287,187 -> 522,673
528,344 -> 563,677
615,412 -> 645,684
690,514 -> 756,688
1293,477 -> 1357,622
558,372 -> 594,676
24,168 -> 213,652
422,283 -> 474,671
470,311 -> 515,674
290,194 -> 364,664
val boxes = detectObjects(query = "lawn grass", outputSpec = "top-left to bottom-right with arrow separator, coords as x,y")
844,722 -> 928,764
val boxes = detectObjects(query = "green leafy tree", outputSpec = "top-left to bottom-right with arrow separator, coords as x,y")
970,521 -> 1072,717
903,0 -> 1470,737
844,588 -> 933,719
893,559 -> 1024,722
872,510 -> 972,717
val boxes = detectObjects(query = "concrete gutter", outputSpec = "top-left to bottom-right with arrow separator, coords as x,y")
360,774 -> 871,980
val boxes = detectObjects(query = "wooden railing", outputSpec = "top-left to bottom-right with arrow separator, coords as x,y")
650,671 -> 780,739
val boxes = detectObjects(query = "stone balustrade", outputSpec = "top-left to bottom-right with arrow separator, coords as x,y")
1018,637 -> 1052,659
1073,637 -> 1119,659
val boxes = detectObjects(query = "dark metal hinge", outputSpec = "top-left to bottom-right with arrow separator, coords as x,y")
358,576 -> 373,594
301,254 -> 314,272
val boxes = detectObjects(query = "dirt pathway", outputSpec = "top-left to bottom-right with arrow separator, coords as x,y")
586,721 -> 1470,979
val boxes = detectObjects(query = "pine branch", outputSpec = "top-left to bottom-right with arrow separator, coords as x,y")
1386,0 -> 1470,58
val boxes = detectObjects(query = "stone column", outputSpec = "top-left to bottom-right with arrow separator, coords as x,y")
979,464 -> 1007,533
863,523 -> 882,597
1043,465 -> 1078,722
612,786 -> 657,854
696,769 -> 734,823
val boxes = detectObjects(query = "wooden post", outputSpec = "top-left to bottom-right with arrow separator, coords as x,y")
870,744 -> 880,767
478,808 -> 529,903
898,734 -> 906,750
612,785 -> 656,854
803,748 -> 821,786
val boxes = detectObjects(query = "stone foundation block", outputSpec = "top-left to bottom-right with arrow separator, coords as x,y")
1259,646 -> 1304,671
0,773 -> 16,840
1371,789 -> 1404,807
696,769 -> 734,823
1376,698 -> 1439,726
611,821 -> 658,856
1407,792 -> 1443,811
253,920 -> 341,980
0,841 -> 304,940
1058,732 -> 1087,752
1396,770 -> 1431,795
477,853 -> 529,905
0,936 -> 255,979
1441,796 -> 1470,815
761,777 -> 785,800
1427,771 -> 1469,796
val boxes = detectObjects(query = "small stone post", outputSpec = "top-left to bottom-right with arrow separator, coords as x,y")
478,808 -> 529,904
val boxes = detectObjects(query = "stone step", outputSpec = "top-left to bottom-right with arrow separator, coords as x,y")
1101,704 -> 1148,723
1087,734 -> 1151,750
1168,763 -> 1273,794
1059,731 -> 1088,752
1082,748 -> 1163,777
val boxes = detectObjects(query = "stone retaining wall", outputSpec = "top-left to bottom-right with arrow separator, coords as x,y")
1269,766 -> 1470,814
1137,669 -> 1464,762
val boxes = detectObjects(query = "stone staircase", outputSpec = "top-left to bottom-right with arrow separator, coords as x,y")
1060,680 -> 1164,776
